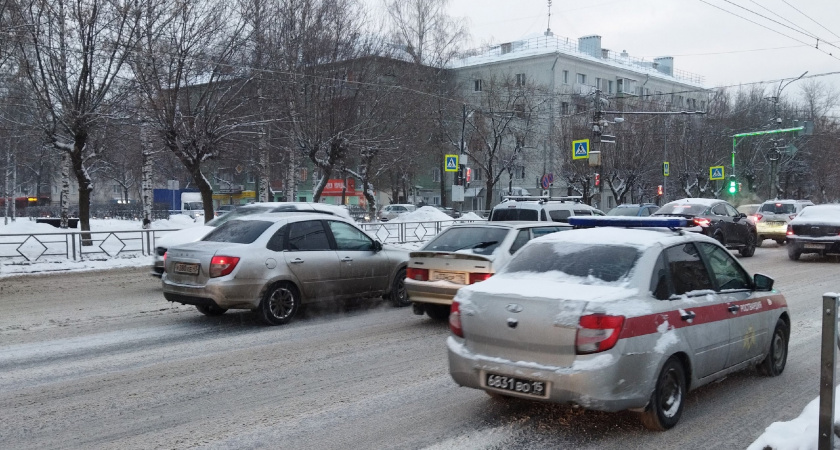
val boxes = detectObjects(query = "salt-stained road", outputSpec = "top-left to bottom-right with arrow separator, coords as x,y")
0,243 -> 836,449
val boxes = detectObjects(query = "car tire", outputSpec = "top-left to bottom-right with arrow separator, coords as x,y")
195,304 -> 228,316
425,304 -> 451,321
258,282 -> 300,326
739,232 -> 757,257
389,268 -> 410,307
775,239 -> 786,245
755,238 -> 763,248
713,232 -> 725,247
787,246 -> 801,261
639,357 -> 686,431
758,319 -> 789,377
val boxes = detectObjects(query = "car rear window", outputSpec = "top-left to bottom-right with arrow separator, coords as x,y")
503,243 -> 640,283
607,207 -> 641,216
202,220 -> 273,244
759,203 -> 796,214
422,227 -> 510,255
205,205 -> 274,226
491,208 -> 539,221
548,210 -> 571,222
654,203 -> 707,216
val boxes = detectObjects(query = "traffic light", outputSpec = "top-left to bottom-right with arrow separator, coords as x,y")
728,176 -> 738,195
657,185 -> 663,196
465,168 -> 471,183
455,165 -> 464,186
594,173 -> 600,187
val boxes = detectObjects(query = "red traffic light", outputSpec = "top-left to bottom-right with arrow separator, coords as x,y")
465,168 -> 471,183
657,185 -> 663,196
595,173 -> 600,187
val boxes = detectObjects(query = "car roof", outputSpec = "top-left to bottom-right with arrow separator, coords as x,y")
760,199 -> 813,204
535,225 -> 716,250
221,212 -> 355,224
666,197 -> 724,206
235,202 -> 352,218
445,221 -> 571,230
614,203 -> 657,208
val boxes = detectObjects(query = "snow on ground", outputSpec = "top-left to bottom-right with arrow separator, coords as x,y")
388,206 -> 456,223
748,390 -> 840,450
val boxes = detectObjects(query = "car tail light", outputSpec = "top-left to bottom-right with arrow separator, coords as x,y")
468,272 -> 492,284
787,225 -> 794,236
163,251 -> 167,263
753,213 -> 763,222
450,301 -> 463,337
576,314 -> 625,354
209,256 -> 240,278
789,214 -> 797,220
407,268 -> 429,281
693,218 -> 711,227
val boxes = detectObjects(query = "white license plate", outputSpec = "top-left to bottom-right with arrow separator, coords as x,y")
485,373 -> 547,398
768,221 -> 786,226
174,262 -> 200,275
804,243 -> 826,249
430,270 -> 467,284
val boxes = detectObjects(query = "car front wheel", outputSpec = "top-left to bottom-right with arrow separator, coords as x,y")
389,268 -> 410,307
758,319 -> 789,376
640,357 -> 686,431
258,282 -> 300,325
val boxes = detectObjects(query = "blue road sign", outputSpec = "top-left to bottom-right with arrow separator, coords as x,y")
572,139 -> 590,160
709,166 -> 725,180
445,154 -> 459,172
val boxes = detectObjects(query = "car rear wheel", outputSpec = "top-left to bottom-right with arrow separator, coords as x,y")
258,282 -> 300,325
195,304 -> 228,316
758,319 -> 789,376
739,232 -> 756,257
425,304 -> 451,321
389,268 -> 410,307
787,246 -> 801,261
639,357 -> 686,431
775,239 -> 786,245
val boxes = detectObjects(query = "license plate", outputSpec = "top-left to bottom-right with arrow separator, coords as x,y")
804,243 -> 826,249
769,221 -> 786,226
174,262 -> 200,275
485,373 -> 547,398
431,270 -> 467,284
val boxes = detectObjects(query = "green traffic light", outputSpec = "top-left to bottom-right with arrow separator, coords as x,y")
728,181 -> 737,194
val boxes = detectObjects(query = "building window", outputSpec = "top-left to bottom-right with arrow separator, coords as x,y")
298,168 -> 308,181
700,100 -> 706,111
561,102 -> 569,115
645,88 -> 650,96
608,80 -> 614,94
432,167 -> 441,182
512,165 -> 526,180
576,73 -> 586,85
616,78 -> 624,93
516,73 -> 526,86
112,185 -> 121,194
247,173 -> 255,183
562,70 -> 569,84
474,79 -> 483,92
595,77 -> 601,90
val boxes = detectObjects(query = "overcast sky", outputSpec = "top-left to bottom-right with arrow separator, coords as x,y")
438,0 -> 840,97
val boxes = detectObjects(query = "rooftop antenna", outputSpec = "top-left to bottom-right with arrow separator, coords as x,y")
545,0 -> 553,36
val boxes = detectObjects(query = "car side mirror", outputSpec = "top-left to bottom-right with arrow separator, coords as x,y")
754,273 -> 774,291
373,240 -> 383,252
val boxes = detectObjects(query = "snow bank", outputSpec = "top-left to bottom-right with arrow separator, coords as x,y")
389,206 -> 454,223
747,390 -> 840,450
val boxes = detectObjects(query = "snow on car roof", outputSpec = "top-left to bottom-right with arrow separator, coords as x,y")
534,226 -> 707,249
666,197 -> 722,206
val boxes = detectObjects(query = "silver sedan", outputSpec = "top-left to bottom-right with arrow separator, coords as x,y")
447,218 -> 789,430
162,213 -> 409,325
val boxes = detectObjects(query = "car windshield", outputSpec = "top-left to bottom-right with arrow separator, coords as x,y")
654,203 -> 707,216
760,203 -> 796,214
202,220 -> 273,244
502,242 -> 641,283
607,207 -> 641,216
205,205 -> 275,227
491,208 -> 539,221
184,202 -> 203,210
422,226 -> 509,255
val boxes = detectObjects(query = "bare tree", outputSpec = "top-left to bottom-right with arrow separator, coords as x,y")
15,0 -> 140,234
384,0 -> 467,68
133,0 -> 251,222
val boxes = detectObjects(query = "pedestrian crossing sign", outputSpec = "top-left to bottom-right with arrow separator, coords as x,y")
445,155 -> 459,172
572,139 -> 590,160
709,166 -> 725,180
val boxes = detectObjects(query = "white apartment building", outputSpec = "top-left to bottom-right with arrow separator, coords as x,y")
452,32 -> 707,210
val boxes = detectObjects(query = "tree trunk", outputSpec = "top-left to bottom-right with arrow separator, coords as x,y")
10,152 -> 15,221
69,134 -> 93,242
60,152 -> 70,228
141,119 -> 153,225
284,147 -> 297,202
4,143 -> 10,225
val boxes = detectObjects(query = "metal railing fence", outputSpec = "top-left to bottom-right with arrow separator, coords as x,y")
0,229 -> 179,263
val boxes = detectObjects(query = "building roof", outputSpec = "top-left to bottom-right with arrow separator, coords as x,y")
451,34 -> 704,88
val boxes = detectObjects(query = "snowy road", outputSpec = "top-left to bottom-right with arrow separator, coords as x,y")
0,243 -> 836,449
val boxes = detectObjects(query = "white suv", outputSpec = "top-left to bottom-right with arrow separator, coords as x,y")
755,199 -> 814,245
488,196 -> 605,222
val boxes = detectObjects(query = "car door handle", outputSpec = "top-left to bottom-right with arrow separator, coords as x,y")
290,258 -> 304,264
680,311 -> 696,321
341,257 -> 353,263
728,304 -> 740,313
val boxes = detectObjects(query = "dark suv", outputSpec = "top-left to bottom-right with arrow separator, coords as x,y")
653,198 -> 757,257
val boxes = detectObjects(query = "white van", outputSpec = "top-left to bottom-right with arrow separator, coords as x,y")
489,196 -> 605,222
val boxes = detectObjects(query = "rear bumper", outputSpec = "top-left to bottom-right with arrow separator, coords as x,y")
405,278 -> 460,305
788,237 -> 840,254
756,222 -> 787,238
447,336 -> 656,412
161,275 -> 264,309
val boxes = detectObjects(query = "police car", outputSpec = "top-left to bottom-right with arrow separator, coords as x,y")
447,216 -> 789,431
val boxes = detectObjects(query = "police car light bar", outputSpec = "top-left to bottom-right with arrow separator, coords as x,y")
568,216 -> 688,228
